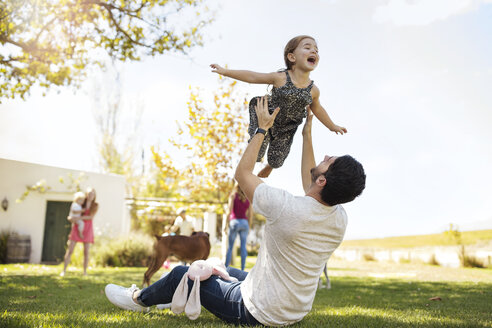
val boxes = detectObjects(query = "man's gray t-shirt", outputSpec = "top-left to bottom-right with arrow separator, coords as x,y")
240,183 -> 348,326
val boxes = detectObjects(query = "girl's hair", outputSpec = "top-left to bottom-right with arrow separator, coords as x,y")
284,35 -> 316,70
237,185 -> 247,201
82,187 -> 99,215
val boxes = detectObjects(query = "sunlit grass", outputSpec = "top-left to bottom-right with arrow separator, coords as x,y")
341,229 -> 492,248
1,262 -> 491,327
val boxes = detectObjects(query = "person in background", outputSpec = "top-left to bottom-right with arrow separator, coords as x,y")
161,224 -> 175,237
224,184 -> 252,271
70,191 -> 87,239
171,207 -> 194,236
61,187 -> 98,277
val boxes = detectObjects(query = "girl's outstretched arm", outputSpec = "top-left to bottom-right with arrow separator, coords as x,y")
310,85 -> 347,135
210,64 -> 281,85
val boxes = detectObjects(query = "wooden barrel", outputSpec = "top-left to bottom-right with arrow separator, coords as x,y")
6,234 -> 31,263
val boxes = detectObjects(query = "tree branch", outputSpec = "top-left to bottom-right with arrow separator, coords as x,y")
34,16 -> 57,44
96,2 -> 153,49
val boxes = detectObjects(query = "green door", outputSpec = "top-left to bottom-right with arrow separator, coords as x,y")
42,201 -> 72,263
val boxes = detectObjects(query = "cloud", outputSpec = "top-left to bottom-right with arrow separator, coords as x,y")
373,0 -> 491,26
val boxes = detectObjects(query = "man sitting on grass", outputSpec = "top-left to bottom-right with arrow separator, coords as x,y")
104,97 -> 366,326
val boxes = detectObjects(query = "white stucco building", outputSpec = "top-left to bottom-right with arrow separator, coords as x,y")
0,158 -> 129,263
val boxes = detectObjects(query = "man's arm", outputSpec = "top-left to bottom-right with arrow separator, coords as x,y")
235,96 -> 280,202
301,106 -> 316,193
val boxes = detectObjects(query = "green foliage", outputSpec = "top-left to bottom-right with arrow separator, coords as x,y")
0,0 -> 214,101
16,172 -> 87,203
65,232 -> 154,268
130,209 -> 173,236
152,77 -> 249,205
444,223 -> 462,245
59,172 -> 87,192
93,232 -> 153,267
15,179 -> 51,202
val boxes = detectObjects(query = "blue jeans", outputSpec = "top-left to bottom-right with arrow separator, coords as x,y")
225,219 -> 249,271
137,266 -> 261,326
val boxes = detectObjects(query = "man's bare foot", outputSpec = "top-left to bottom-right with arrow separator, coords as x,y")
258,165 -> 273,178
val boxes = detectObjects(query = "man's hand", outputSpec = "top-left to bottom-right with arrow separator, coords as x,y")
302,106 -> 314,137
210,63 -> 226,75
255,96 -> 280,130
234,96 -> 280,201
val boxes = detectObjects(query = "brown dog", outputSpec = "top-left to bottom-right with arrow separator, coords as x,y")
143,231 -> 211,286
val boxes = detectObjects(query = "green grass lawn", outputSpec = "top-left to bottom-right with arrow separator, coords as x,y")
341,229 -> 492,248
1,260 -> 491,328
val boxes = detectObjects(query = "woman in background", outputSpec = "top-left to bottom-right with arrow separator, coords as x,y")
61,187 -> 98,276
224,184 -> 252,271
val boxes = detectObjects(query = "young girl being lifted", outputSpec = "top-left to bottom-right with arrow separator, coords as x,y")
211,35 -> 346,178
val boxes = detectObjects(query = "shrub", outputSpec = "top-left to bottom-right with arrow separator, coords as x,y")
399,257 -> 411,264
94,232 -> 154,267
363,253 -> 376,261
427,254 -> 440,266
246,243 -> 259,256
463,255 -> 485,268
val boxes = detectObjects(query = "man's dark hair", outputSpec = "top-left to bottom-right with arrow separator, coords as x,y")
321,155 -> 366,206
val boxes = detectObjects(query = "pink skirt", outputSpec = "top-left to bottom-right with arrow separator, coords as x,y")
68,219 -> 94,243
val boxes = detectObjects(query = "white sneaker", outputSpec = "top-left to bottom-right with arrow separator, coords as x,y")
105,284 -> 150,313
156,303 -> 172,310
156,272 -> 171,310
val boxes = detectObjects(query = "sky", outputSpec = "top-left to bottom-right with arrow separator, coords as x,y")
1,0 -> 492,240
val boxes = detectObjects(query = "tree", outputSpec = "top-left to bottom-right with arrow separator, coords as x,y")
0,0 -> 213,101
152,77 -> 250,204
91,66 -> 144,196
148,147 -> 185,199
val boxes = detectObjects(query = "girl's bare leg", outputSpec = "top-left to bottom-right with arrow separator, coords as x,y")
258,164 -> 273,178
61,240 -> 77,276
83,243 -> 90,275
